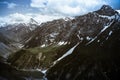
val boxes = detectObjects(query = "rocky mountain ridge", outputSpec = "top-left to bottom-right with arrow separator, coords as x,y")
0,5 -> 120,80
7,5 -> 120,70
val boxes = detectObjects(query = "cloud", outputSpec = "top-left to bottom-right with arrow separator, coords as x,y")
7,3 -> 17,9
30,0 -> 48,8
3,1 -> 17,9
0,13 -> 30,26
0,13 -> 27,25
0,13 -> 66,26
116,10 -> 120,13
30,0 -> 108,16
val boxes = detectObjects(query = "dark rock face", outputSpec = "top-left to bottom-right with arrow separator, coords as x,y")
46,18 -> 120,80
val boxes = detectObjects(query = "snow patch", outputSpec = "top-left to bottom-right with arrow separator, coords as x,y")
64,17 -> 72,21
18,44 -> 24,48
116,10 -> 120,14
97,19 -> 99,23
80,37 -> 84,41
78,30 -> 81,34
97,40 -> 100,42
109,31 -> 112,36
86,20 -> 114,45
49,39 -> 54,42
86,36 -> 92,41
99,13 -> 120,21
58,41 -> 67,45
49,34 -> 54,38
41,44 -> 46,47
100,21 -> 114,34
53,43 -> 79,65
50,32 -> 59,38
106,31 -> 113,40
36,68 -> 48,80
25,36 -> 33,43
99,15 -> 115,20
106,37 -> 109,40
36,69 -> 47,74
77,35 -> 84,41
41,70 -> 47,74
77,34 -> 81,40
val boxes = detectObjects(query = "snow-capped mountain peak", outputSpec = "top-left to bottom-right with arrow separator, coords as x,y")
29,18 -> 39,24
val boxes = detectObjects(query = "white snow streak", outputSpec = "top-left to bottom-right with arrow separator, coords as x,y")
86,36 -> 91,40
58,41 -> 67,45
77,34 -> 81,40
53,43 -> 79,65
109,31 -> 112,36
86,20 -> 114,45
100,21 -> 114,34
41,44 -> 46,47
36,69 -> 47,74
99,15 -> 115,20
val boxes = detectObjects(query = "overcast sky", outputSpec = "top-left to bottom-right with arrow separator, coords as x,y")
0,0 -> 120,25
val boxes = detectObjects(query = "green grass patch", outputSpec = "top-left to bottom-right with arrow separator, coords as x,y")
8,44 -> 72,69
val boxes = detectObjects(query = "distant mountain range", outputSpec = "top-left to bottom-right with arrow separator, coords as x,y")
0,18 -> 40,58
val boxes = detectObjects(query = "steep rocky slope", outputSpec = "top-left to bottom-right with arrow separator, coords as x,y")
46,6 -> 120,80
46,21 -> 120,80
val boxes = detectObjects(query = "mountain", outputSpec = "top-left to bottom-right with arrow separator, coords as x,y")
46,6 -> 120,80
47,20 -> 120,80
1,5 -> 120,80
0,32 -> 13,58
7,4 -> 120,70
24,5 -> 119,48
0,18 -> 39,42
95,5 -> 118,16
0,18 -> 39,58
